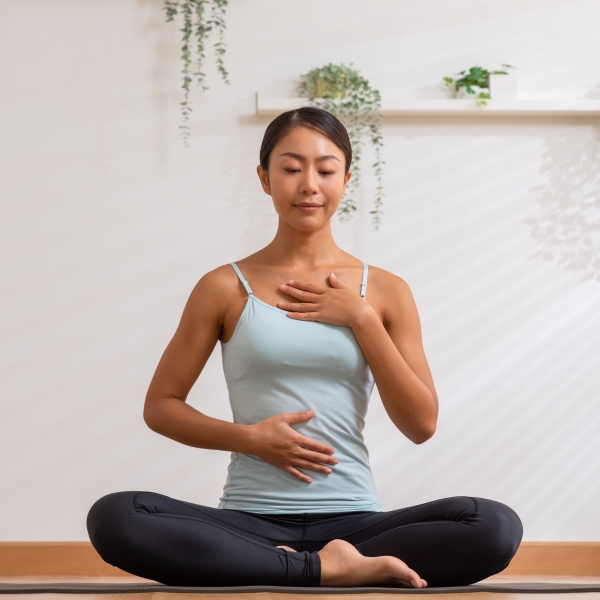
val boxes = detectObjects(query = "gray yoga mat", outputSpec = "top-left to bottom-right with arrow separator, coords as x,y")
0,582 -> 599,594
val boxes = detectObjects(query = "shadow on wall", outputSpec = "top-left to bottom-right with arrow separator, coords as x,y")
526,132 -> 600,283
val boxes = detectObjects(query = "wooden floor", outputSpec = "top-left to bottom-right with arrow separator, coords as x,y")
1,576 -> 599,600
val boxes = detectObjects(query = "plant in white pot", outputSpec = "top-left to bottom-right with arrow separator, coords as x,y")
443,64 -> 516,106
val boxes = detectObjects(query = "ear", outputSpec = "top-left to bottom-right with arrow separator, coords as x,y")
256,165 -> 271,196
328,273 -> 347,288
343,170 -> 352,190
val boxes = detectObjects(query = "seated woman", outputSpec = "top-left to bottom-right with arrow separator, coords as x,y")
87,106 -> 523,588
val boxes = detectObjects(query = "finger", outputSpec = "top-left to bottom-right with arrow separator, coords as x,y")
277,300 -> 319,312
285,466 -> 313,483
292,458 -> 333,474
299,437 -> 335,456
299,448 -> 338,466
285,410 -> 315,423
284,280 -> 328,294
285,310 -> 319,321
279,283 -> 320,301
328,273 -> 347,288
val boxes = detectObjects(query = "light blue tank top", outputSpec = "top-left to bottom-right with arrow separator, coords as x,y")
218,261 -> 382,513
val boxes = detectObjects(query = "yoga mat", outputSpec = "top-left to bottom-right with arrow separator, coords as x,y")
1,582 -> 599,594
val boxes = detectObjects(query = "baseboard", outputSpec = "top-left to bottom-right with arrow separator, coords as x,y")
0,541 -> 598,577
0,543 -> 127,576
501,542 -> 600,576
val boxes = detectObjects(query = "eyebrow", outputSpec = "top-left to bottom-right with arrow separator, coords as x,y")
278,151 -> 340,163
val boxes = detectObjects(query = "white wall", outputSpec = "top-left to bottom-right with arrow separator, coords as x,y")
1,0 -> 599,541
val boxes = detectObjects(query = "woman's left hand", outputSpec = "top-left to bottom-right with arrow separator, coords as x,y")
277,273 -> 373,328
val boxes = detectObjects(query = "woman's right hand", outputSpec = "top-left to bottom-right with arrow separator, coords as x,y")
246,410 -> 338,483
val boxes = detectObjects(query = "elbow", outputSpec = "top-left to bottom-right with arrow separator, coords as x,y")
412,392 -> 438,444
411,419 -> 437,445
143,401 -> 160,433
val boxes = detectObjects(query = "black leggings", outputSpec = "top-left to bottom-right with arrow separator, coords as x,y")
87,491 -> 522,588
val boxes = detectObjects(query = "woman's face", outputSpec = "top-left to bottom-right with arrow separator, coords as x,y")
257,125 -> 352,231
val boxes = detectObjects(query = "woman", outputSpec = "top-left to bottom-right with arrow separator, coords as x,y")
87,107 -> 523,589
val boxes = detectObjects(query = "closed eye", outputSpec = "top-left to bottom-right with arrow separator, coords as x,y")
285,169 -> 334,175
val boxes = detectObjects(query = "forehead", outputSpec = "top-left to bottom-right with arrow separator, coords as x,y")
273,126 -> 343,160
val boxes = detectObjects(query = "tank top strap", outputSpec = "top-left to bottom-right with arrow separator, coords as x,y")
360,262 -> 368,299
230,262 -> 253,296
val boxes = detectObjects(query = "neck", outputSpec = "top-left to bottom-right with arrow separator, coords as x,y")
261,217 -> 342,269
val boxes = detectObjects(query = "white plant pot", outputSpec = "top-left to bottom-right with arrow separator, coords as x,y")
488,73 -> 519,100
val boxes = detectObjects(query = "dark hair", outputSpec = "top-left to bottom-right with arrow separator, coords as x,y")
259,106 -> 352,175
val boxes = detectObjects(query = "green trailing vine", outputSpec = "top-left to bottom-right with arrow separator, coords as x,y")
298,63 -> 385,231
443,64 -> 516,106
163,0 -> 230,146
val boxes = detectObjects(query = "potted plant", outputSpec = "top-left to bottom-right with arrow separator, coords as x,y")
163,0 -> 230,146
443,64 -> 516,106
297,63 -> 385,230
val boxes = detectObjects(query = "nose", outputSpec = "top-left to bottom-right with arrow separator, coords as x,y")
300,167 -> 320,195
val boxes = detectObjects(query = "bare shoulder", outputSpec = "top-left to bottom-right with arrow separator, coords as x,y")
368,264 -> 412,293
366,265 -> 419,328
182,263 -> 242,323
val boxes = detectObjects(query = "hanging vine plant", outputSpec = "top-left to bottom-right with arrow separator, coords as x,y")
163,0 -> 230,146
297,62 -> 385,230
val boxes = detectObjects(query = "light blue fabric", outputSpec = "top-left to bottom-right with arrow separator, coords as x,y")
218,261 -> 382,513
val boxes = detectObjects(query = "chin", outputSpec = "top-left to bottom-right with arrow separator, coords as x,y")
284,215 -> 328,232
275,205 -> 337,230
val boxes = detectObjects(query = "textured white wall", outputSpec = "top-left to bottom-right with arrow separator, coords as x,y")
1,0 -> 599,541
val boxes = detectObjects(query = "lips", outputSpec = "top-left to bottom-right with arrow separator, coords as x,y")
295,203 -> 323,207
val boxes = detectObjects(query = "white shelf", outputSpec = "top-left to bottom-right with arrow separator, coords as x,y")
256,93 -> 600,117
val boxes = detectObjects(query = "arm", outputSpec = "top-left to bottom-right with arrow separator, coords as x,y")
350,273 -> 438,444
272,268 -> 439,445
143,268 -> 255,454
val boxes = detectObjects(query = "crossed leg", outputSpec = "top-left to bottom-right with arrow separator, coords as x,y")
87,492 -> 522,588
303,496 -> 523,587
87,491 -> 320,586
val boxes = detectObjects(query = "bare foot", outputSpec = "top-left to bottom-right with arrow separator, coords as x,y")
276,545 -> 297,552
317,539 -> 427,588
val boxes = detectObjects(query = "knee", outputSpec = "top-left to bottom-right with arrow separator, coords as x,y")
86,491 -> 138,561
474,497 -> 523,574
